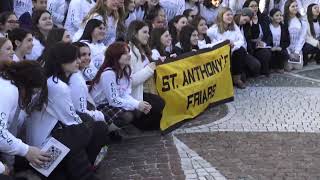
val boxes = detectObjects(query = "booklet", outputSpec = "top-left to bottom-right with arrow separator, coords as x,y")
30,137 -> 70,177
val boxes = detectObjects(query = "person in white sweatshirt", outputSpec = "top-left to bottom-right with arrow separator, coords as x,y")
47,0 -> 65,27
159,0 -> 185,21
90,41 -> 153,129
26,10 -> 53,60
127,20 -> 165,130
0,61 -> 51,176
200,0 -> 222,26
134,0 -> 146,20
74,0 -> 119,47
13,0 -> 32,18
150,27 -> 176,61
0,38 -> 14,61
64,0 -> 96,37
72,41 -> 98,81
207,7 -> 247,88
79,19 -> 107,70
27,42 -> 108,180
283,0 -> 307,70
303,3 -> 320,64
8,28 -> 33,61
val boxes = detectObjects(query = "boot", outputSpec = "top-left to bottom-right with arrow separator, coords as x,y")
233,75 -> 246,89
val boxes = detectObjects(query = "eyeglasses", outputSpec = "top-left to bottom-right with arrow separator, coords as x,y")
6,20 -> 20,24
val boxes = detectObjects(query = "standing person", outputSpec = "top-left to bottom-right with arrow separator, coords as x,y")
243,0 -> 272,76
303,3 -> 320,64
168,15 -> 188,46
283,0 -> 307,70
267,8 -> 290,73
0,38 -> 14,61
8,28 -> 33,61
173,25 -> 199,55
79,19 -> 107,70
0,12 -> 19,38
64,0 -> 96,37
145,4 -> 167,29
150,27 -> 176,61
134,0 -> 147,20
47,0 -> 66,27
126,20 -> 165,130
207,7 -> 247,89
185,0 -> 201,15
26,42 -> 109,180
159,0 -> 185,21
26,10 -> 53,60
200,0 -> 223,26
76,0 -> 119,47
0,61 -> 51,179
13,0 -> 32,18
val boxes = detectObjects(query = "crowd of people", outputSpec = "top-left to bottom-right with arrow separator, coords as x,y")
0,0 -> 320,179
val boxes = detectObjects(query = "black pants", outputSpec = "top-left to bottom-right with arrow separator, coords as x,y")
253,48 -> 272,75
132,93 -> 165,131
302,43 -> 320,64
231,47 -> 247,75
244,53 -> 261,76
270,49 -> 289,69
47,120 -> 109,180
0,175 -> 13,180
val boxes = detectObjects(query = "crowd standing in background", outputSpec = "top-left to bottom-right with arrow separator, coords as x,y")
1,0 -> 320,179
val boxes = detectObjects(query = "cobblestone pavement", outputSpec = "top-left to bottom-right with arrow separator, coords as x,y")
98,64 -> 320,180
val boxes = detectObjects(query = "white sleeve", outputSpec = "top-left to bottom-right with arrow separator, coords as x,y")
0,161 -> 4,174
69,74 -> 104,121
67,0 -> 82,30
176,0 -> 186,16
130,52 -> 154,87
0,91 -> 29,157
295,20 -> 307,54
46,82 -> 82,125
207,26 -> 219,43
233,25 -> 245,51
101,71 -> 140,110
82,64 -> 98,81
48,0 -> 65,26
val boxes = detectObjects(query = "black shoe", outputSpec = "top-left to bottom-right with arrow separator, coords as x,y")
109,131 -> 122,143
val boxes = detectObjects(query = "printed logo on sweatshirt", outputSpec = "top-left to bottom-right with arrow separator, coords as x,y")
0,113 -> 14,145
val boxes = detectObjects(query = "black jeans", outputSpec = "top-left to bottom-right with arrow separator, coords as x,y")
270,49 -> 289,69
244,53 -> 261,76
132,93 -> 165,131
253,48 -> 272,75
231,47 -> 247,75
302,43 -> 320,64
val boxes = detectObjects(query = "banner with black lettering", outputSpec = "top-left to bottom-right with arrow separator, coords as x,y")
156,41 -> 234,132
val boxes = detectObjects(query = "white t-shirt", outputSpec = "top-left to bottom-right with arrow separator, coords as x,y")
270,24 -> 281,47
313,22 -> 320,39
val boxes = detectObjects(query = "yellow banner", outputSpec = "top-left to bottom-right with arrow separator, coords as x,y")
156,41 -> 234,131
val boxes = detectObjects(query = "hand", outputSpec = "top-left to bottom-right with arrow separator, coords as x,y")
276,47 -> 282,51
170,53 -> 177,58
230,42 -> 235,48
25,146 -> 51,168
159,56 -> 166,62
256,40 -> 265,48
148,62 -> 156,70
138,101 -> 152,114
271,47 -> 277,51
3,164 -> 10,175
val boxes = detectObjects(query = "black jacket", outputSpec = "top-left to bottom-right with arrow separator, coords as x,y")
266,23 -> 290,49
0,0 -> 13,13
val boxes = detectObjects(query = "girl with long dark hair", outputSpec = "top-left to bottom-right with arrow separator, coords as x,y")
173,25 -> 199,55
267,8 -> 290,73
72,42 -> 98,81
168,15 -> 188,46
0,61 -> 50,179
79,19 -> 107,70
26,10 -> 53,60
126,20 -> 165,130
303,3 -> 320,64
27,42 -> 108,180
190,16 -> 212,48
283,0 -> 307,70
150,27 -> 176,61
8,28 -> 33,62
